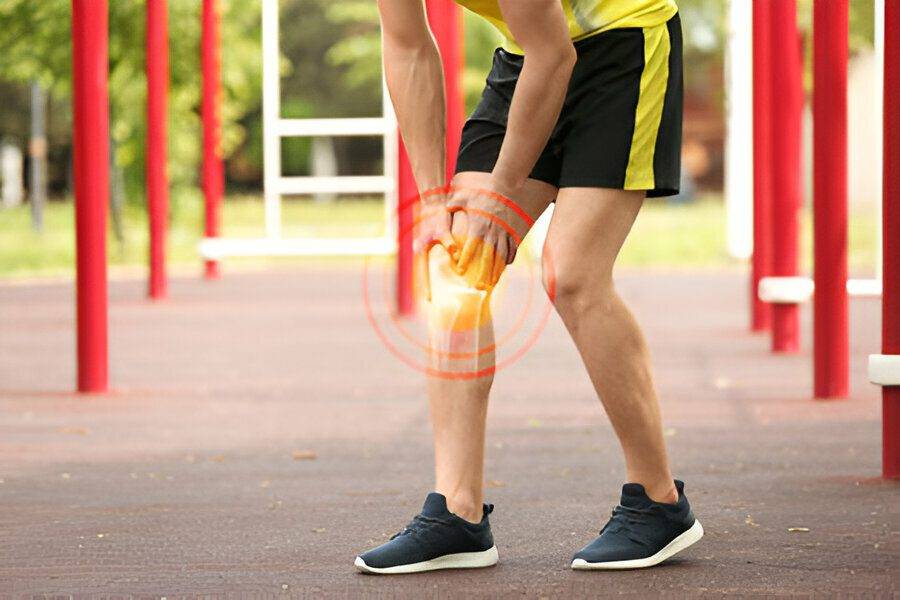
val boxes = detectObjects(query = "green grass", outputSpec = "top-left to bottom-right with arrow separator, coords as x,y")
0,192 -> 880,280
624,195 -> 879,273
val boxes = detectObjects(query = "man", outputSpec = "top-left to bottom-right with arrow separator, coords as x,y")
355,0 -> 702,573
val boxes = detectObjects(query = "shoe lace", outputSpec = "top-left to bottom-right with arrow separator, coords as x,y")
390,513 -> 446,540
600,504 -> 662,547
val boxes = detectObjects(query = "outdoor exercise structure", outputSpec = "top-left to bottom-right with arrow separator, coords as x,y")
201,0 -> 224,281
874,0 -> 899,480
68,0 -> 898,478
146,0 -> 168,299
742,0 -> 898,479
71,0 -> 109,393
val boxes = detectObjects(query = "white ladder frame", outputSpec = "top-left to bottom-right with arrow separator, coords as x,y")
200,0 -> 398,260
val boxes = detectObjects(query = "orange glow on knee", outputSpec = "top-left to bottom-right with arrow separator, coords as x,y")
428,249 -> 492,333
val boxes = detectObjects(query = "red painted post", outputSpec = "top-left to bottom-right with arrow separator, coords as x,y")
71,0 -> 109,393
426,0 -> 464,177
201,0 -> 223,280
147,0 -> 169,299
812,0 -> 849,398
768,0 -> 802,353
882,0 -> 900,480
396,1 -> 464,316
752,0 -> 773,333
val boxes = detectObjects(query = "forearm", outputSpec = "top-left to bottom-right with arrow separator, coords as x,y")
383,38 -> 447,193
492,49 -> 575,192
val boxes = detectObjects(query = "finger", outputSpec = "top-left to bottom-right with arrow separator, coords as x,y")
446,191 -> 466,212
474,234 -> 496,291
506,238 -> 518,265
456,235 -> 480,275
441,235 -> 459,264
450,210 -> 468,251
492,234 -> 508,286
419,247 -> 432,302
436,211 -> 459,259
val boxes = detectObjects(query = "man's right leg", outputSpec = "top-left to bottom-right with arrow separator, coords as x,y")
354,172 -> 555,574
429,171 -> 556,523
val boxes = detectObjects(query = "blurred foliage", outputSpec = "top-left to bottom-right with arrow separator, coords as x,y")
0,0 -> 882,199
324,1 -> 382,94
0,193 -> 880,278
796,0 -> 877,92
797,0 -> 875,50
0,0 -> 262,202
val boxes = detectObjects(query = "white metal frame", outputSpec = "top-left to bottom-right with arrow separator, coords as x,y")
758,276 -> 882,304
869,354 -> 900,386
724,0 -> 754,260
199,0 -> 398,260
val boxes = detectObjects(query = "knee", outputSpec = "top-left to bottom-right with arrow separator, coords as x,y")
542,254 -> 614,323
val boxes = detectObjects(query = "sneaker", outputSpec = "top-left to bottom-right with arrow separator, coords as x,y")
354,492 -> 499,574
571,479 -> 703,570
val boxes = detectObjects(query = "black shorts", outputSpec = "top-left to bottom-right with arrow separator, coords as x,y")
455,14 -> 683,197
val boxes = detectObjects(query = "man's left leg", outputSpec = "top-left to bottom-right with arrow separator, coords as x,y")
542,187 -> 703,569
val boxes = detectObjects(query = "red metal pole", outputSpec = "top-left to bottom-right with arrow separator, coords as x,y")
147,0 -> 169,299
396,0 -> 464,316
768,0 -> 802,353
752,0 -> 773,333
812,0 -> 849,398
426,0 -> 464,178
201,0 -> 223,280
71,0 -> 109,393
882,0 -> 900,480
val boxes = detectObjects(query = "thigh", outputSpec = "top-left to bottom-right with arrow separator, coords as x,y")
543,188 -> 644,285
450,171 -> 557,245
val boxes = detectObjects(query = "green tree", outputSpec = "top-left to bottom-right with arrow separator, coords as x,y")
0,0 -> 262,202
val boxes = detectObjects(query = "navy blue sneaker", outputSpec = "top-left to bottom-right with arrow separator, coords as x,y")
354,492 -> 498,574
571,480 -> 703,570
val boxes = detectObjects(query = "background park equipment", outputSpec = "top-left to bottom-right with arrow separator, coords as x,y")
740,0 -> 899,479
27,0 -> 900,475
198,0 -> 465,323
67,0 -> 462,395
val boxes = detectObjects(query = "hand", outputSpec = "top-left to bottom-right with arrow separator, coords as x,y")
413,186 -> 460,301
412,186 -> 458,259
448,183 -> 525,291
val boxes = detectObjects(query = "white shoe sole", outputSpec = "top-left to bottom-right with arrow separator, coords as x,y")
355,545 -> 499,575
571,519 -> 704,570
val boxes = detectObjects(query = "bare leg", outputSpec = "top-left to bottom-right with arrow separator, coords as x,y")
543,188 -> 676,503
428,171 -> 556,523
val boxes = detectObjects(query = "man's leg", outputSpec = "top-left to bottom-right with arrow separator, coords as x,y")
543,187 -> 676,503
429,171 -> 556,523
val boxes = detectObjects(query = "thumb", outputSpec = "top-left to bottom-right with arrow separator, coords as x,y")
418,247 -> 432,303
439,231 -> 459,262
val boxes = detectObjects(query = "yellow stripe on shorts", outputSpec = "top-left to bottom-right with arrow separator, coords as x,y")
624,22 -> 671,191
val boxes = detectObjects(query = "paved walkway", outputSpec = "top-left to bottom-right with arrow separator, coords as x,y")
0,266 -> 896,597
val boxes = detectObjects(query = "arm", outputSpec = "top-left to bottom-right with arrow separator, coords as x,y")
454,0 -> 576,285
491,0 -> 577,192
378,0 -> 457,294
377,0 -> 447,196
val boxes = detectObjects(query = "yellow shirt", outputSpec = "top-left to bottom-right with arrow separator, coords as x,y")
455,0 -> 678,53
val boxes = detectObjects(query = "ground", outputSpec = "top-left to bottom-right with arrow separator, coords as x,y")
0,266 -> 897,597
